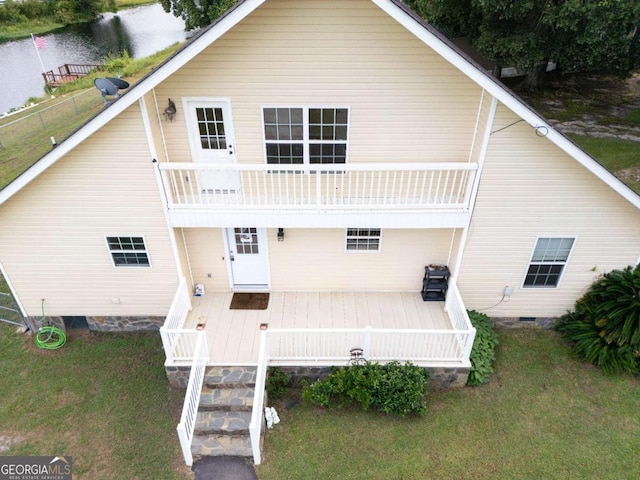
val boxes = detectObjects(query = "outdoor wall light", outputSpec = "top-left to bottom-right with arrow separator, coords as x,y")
164,98 -> 176,122
277,228 -> 285,242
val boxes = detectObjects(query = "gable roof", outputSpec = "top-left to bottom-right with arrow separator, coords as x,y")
1,0 -> 639,210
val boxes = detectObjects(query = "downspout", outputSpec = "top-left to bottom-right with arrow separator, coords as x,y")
452,94 -> 498,282
138,96 -> 186,282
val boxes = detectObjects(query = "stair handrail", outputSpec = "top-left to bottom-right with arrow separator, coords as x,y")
176,330 -> 208,466
249,329 -> 269,465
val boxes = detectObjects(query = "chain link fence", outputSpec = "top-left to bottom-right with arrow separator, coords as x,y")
0,89 -> 104,190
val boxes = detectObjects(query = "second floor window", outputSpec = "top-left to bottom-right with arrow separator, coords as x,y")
263,107 -> 349,165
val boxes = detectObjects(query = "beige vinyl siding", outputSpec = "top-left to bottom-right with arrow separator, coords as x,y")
0,104 -> 177,317
458,104 -> 640,317
154,0 -> 483,165
268,228 -> 453,291
181,228 -> 229,291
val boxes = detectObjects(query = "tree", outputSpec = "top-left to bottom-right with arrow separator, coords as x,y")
159,0 -> 238,30
554,265 -> 640,374
407,0 -> 640,91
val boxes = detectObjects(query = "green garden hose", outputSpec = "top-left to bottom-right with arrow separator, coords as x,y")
34,299 -> 66,350
35,326 -> 66,349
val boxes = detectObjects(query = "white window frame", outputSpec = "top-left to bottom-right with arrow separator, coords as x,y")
261,106 -> 350,166
105,236 -> 151,268
345,228 -> 382,253
522,237 -> 575,288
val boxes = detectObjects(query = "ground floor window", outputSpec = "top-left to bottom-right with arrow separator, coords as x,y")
106,236 -> 150,267
345,228 -> 381,252
523,237 -> 574,287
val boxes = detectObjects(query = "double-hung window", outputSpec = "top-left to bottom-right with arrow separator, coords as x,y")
106,236 -> 150,267
345,228 -> 382,252
523,237 -> 574,287
263,107 -> 349,166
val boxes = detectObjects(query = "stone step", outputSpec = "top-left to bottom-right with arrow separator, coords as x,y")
191,433 -> 253,458
199,386 -> 254,411
204,366 -> 257,388
195,410 -> 252,435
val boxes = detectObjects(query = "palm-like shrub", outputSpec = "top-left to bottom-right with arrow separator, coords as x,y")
555,265 -> 640,374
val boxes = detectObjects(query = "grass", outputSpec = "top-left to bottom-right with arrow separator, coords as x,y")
0,43 -> 181,191
0,323 -> 192,480
569,134 -> 640,194
256,329 -> 640,480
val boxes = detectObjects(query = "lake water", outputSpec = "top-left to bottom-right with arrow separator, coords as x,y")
0,3 -> 188,114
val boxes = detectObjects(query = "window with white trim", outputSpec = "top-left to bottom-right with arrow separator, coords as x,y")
106,236 -> 150,267
263,107 -> 348,165
346,228 -> 381,252
523,237 -> 574,287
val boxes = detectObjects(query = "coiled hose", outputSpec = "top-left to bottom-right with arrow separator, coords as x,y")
35,326 -> 66,349
34,299 -> 66,350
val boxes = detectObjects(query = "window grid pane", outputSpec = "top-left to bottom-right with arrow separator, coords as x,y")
346,228 -> 381,252
264,107 -> 348,166
524,238 -> 574,287
107,236 -> 150,267
196,107 -> 226,150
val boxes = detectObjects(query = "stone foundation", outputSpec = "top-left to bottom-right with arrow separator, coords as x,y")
86,316 -> 164,331
491,316 -> 557,330
165,365 -> 191,389
25,315 -> 164,332
166,364 -> 470,391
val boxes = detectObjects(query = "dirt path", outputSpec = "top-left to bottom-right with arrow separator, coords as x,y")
517,72 -> 640,141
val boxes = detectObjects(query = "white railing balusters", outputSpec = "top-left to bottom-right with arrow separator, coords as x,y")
176,330 -> 208,467
159,163 -> 478,211
267,325 -> 475,365
249,330 -> 269,465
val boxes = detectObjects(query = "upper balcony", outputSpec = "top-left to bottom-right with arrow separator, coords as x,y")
157,162 -> 478,228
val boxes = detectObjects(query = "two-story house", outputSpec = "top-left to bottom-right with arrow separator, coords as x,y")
1,0 -> 639,465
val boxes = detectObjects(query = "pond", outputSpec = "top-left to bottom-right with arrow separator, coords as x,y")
0,3 -> 188,114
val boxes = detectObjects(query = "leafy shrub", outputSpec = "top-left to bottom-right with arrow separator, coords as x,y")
466,310 -> 499,386
302,361 -> 429,416
266,367 -> 290,400
555,265 -> 640,374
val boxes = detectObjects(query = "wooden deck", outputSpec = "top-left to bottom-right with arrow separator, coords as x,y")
184,291 -> 451,365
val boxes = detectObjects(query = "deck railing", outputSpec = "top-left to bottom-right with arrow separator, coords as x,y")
445,282 -> 476,359
176,330 -> 209,466
160,277 -> 194,364
266,325 -> 475,365
249,330 -> 269,465
158,162 -> 478,212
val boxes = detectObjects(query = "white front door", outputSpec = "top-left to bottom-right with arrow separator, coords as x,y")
184,98 -> 239,192
226,228 -> 270,288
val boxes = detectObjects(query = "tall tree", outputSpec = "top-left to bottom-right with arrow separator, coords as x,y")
408,0 -> 640,90
159,0 -> 237,30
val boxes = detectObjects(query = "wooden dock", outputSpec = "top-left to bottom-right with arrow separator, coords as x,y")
42,64 -> 103,88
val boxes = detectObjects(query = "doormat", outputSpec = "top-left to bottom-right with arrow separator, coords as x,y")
230,293 -> 270,310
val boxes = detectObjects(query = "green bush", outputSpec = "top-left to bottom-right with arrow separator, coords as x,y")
302,361 -> 429,416
555,265 -> 640,374
466,310 -> 499,386
266,367 -> 290,400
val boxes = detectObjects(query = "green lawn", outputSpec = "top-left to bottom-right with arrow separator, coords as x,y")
256,329 -> 640,480
0,324 -> 192,480
569,134 -> 640,194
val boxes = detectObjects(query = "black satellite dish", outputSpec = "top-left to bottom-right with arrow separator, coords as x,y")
94,78 -> 118,104
106,77 -> 130,90
94,77 -> 130,105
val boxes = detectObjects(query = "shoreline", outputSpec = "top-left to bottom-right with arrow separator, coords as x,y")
0,0 -> 157,44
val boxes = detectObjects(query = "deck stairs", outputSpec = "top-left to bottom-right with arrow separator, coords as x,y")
191,366 -> 259,460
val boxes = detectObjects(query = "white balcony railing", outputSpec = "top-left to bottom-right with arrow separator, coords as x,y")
160,277 -> 194,364
158,162 -> 478,213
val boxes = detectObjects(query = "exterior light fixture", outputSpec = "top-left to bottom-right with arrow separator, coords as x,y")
164,98 -> 176,122
277,228 -> 285,242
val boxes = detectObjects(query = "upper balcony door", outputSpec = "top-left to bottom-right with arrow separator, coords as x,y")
183,98 -> 239,192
